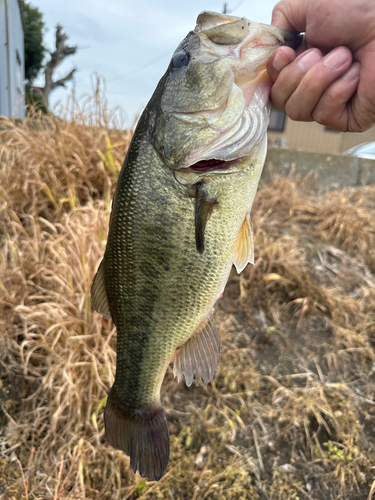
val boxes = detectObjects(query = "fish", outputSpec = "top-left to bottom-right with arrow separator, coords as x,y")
91,11 -> 302,481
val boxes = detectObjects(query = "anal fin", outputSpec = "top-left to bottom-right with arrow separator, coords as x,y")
91,259 -> 111,319
173,312 -> 221,387
234,213 -> 254,274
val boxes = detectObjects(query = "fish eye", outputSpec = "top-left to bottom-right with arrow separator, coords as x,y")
172,51 -> 190,69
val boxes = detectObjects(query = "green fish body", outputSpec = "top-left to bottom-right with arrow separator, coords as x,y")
91,11 -> 301,480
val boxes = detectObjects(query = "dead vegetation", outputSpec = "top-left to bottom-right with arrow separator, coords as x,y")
0,88 -> 375,499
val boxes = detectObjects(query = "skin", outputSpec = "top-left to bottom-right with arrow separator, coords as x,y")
267,0 -> 375,132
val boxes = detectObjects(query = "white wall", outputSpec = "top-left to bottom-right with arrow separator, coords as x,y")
0,0 -> 25,118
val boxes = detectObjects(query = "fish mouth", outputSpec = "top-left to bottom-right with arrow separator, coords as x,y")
195,12 -> 302,51
227,22 -> 302,60
188,158 -> 241,175
250,22 -> 303,50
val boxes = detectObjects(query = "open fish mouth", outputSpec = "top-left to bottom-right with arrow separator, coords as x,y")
245,22 -> 303,49
195,12 -> 302,59
188,158 -> 241,174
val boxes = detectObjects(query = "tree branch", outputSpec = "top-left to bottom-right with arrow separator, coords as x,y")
40,24 -> 77,105
52,68 -> 76,90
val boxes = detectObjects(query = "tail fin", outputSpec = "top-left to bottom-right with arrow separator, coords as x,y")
104,390 -> 170,481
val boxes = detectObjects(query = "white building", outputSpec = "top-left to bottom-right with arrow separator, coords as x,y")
0,0 -> 25,118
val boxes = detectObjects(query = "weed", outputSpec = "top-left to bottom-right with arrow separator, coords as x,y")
0,88 -> 374,499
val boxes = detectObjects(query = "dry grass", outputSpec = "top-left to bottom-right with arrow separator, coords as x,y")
1,89 -> 375,499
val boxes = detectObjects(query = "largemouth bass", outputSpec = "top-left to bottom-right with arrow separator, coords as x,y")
91,11 -> 301,481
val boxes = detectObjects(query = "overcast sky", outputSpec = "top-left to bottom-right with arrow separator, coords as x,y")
32,0 -> 280,126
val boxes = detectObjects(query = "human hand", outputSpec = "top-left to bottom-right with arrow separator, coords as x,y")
267,0 -> 375,132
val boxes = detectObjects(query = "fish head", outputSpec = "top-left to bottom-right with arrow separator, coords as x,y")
148,11 -> 302,175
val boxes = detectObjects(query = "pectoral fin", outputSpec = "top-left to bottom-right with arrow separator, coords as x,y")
91,259 -> 111,319
173,312 -> 221,387
233,214 -> 254,274
195,182 -> 218,254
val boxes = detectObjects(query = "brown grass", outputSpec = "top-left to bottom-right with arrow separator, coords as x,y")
1,88 -> 375,499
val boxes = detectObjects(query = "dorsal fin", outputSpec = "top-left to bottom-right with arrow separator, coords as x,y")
91,259 -> 111,319
233,213 -> 254,274
173,312 -> 221,387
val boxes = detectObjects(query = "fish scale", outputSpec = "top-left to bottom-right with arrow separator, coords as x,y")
91,10 -> 302,481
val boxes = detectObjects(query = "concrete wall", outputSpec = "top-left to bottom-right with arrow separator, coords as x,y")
0,0 -> 25,118
262,147 -> 375,189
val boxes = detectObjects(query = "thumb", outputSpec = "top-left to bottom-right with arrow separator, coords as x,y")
271,0 -> 307,33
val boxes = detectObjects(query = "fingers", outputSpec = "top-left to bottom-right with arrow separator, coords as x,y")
267,46 -> 296,82
269,0 -> 375,132
312,63 -> 360,131
271,5 -> 296,32
268,46 -> 353,122
271,0 -> 307,33
270,48 -> 324,117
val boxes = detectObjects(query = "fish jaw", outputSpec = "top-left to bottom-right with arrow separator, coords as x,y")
194,11 -> 302,49
150,11 -> 301,172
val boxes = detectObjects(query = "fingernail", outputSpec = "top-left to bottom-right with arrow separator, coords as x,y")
343,63 -> 360,81
323,48 -> 349,70
297,50 -> 321,73
273,50 -> 289,72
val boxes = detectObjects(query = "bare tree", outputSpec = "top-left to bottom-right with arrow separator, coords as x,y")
40,24 -> 77,105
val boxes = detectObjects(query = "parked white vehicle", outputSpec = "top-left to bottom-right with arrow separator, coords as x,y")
344,142 -> 375,160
